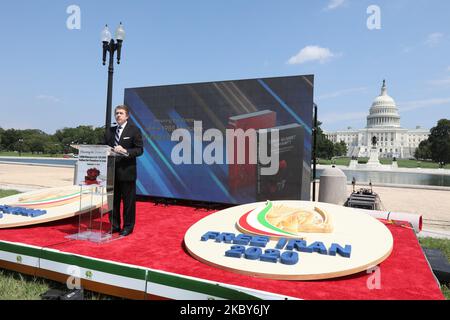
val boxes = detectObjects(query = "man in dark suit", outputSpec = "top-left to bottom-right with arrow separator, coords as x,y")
104,105 -> 143,236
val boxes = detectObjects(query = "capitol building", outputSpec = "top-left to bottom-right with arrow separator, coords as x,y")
325,80 -> 429,159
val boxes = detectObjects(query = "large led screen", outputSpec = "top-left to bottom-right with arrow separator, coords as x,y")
124,75 -> 313,204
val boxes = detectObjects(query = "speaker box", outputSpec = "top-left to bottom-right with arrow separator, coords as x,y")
423,248 -> 450,285
41,288 -> 84,300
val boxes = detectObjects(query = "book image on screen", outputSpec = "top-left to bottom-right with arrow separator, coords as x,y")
227,110 -> 277,194
256,123 -> 304,201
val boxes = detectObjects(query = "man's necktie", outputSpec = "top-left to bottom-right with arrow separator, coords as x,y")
114,125 -> 122,146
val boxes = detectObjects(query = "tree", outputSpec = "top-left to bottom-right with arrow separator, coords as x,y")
318,139 -> 334,159
315,121 -> 335,159
54,126 -> 104,153
428,119 -> 450,165
1,129 -> 20,151
93,127 -> 106,144
333,140 -> 348,157
44,142 -> 63,155
414,140 -> 431,160
0,127 -> 4,151
0,125 -> 104,155
18,129 -> 50,154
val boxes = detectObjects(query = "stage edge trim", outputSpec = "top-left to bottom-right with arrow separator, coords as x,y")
0,240 -> 290,300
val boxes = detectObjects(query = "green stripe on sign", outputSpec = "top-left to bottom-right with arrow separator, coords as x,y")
19,191 -> 80,204
257,201 -> 296,236
147,271 -> 261,300
40,250 -> 146,280
0,241 -> 42,257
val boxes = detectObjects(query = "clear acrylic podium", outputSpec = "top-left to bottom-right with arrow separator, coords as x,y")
66,145 -> 119,243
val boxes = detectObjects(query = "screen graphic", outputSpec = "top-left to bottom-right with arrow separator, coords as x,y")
124,75 -> 313,204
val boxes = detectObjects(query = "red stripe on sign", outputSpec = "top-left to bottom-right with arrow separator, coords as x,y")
237,210 -> 282,237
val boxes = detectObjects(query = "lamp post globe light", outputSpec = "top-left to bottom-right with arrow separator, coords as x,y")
101,22 -> 125,138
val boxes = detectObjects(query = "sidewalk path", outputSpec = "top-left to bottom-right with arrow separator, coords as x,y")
351,185 -> 450,237
0,163 -> 74,192
312,183 -> 450,234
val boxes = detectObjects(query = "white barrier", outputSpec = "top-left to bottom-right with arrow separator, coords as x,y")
353,208 -> 422,233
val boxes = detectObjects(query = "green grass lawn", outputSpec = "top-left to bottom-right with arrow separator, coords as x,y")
318,157 -> 392,165
0,269 -> 51,300
418,237 -> 450,299
0,268 -> 118,300
355,158 -> 393,165
396,159 -> 450,169
0,151 -> 67,158
419,237 -> 450,259
318,158 -> 351,166
318,157 -> 450,169
0,190 -> 20,198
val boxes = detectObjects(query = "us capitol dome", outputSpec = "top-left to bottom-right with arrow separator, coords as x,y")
325,80 -> 429,159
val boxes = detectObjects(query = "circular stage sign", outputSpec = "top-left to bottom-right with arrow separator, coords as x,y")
0,185 -> 105,229
184,200 -> 393,280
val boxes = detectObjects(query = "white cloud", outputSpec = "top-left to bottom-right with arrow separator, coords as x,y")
287,46 -> 336,65
424,32 -> 444,47
403,33 -> 445,53
320,111 -> 367,124
36,94 -> 61,103
316,87 -> 367,100
447,66 -> 450,72
325,0 -> 346,11
399,97 -> 450,112
427,77 -> 450,87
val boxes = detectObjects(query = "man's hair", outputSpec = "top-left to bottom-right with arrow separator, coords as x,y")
115,105 -> 130,116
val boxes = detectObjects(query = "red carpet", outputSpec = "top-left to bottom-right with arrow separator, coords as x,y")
0,201 -> 444,300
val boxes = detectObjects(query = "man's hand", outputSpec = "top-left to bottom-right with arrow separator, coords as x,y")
113,145 -> 128,155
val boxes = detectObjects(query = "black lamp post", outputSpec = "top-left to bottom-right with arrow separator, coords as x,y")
101,23 -> 125,139
18,138 -> 24,157
312,103 -> 318,201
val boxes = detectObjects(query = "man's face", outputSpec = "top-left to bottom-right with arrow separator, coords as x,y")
115,108 -> 129,125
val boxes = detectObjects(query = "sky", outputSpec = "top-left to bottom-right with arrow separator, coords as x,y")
0,0 -> 449,134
